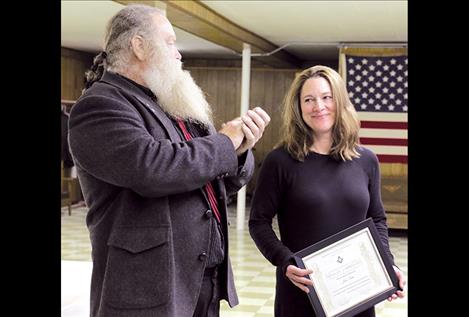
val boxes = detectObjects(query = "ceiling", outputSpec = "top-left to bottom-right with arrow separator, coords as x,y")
61,0 -> 407,65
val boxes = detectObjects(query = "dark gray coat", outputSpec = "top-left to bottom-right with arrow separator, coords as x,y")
68,71 -> 254,317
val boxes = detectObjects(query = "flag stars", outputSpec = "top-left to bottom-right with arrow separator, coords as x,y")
346,55 -> 407,114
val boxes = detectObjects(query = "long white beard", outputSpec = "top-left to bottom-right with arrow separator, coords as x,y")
142,44 -> 213,126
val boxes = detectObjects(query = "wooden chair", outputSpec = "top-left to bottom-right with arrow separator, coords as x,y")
61,161 -> 74,215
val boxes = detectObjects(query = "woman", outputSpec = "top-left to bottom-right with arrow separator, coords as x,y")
249,65 -> 405,317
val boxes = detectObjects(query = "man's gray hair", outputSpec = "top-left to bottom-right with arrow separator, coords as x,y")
83,4 -> 164,90
105,4 -> 163,72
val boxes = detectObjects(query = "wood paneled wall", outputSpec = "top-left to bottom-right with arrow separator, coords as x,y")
380,163 -> 407,177
61,47 -> 95,101
61,52 -> 404,217
187,66 -> 298,195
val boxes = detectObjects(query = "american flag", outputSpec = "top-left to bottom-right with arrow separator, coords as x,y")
345,55 -> 408,163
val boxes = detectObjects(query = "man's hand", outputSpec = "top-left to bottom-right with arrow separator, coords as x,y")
219,117 -> 244,150
236,107 -> 271,155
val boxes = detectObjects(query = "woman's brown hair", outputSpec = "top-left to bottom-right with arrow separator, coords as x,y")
280,65 -> 360,162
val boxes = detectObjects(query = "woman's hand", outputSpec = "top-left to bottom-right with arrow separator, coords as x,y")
285,265 -> 314,293
387,265 -> 406,301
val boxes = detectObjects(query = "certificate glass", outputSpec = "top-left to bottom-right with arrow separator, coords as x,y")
294,218 -> 399,317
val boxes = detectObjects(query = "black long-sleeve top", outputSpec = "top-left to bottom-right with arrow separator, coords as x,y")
249,146 -> 393,317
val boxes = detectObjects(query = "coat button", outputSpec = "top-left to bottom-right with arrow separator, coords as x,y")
204,209 -> 212,218
199,252 -> 207,261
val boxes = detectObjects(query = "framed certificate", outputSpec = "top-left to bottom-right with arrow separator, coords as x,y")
294,218 -> 400,317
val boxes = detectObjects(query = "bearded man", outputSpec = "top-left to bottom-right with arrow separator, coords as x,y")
68,4 -> 270,317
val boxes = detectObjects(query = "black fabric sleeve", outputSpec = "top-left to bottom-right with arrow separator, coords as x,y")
249,150 -> 294,268
365,150 -> 395,265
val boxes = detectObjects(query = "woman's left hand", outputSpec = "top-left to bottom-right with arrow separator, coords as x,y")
387,265 -> 406,301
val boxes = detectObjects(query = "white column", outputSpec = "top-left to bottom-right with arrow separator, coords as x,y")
236,43 -> 251,231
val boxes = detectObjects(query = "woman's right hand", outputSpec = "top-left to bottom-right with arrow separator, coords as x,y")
285,265 -> 314,293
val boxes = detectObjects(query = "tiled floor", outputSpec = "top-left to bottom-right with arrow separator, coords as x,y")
61,205 -> 407,317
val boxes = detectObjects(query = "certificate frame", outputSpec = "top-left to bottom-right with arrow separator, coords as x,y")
294,218 -> 400,317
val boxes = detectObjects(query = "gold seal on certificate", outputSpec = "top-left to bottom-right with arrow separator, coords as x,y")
294,218 -> 400,317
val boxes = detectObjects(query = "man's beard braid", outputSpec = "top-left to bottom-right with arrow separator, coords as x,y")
142,42 -> 213,127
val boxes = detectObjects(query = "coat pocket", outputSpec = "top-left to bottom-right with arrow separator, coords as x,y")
102,226 -> 170,309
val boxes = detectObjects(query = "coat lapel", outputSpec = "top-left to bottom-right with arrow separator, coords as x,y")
100,71 -> 180,142
101,72 -> 228,217
132,94 -> 181,142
